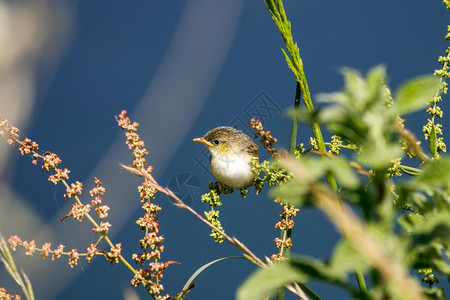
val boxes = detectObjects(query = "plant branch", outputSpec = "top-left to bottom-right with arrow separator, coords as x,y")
60,180 -> 139,277
120,164 -> 310,300
121,164 -> 265,267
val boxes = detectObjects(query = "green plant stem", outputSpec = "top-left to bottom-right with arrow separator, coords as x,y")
355,272 -> 368,293
324,143 -> 358,151
428,46 -> 450,157
297,65 -> 338,191
289,81 -> 301,155
1,237 -> 35,300
276,81 -> 302,300
280,81 -> 302,260
399,165 -> 422,176
265,0 -> 367,293
265,0 -> 338,191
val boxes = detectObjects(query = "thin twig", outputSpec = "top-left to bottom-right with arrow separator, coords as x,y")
120,164 -> 310,300
121,164 -> 265,267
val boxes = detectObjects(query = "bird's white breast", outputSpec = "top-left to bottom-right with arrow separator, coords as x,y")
209,152 -> 255,189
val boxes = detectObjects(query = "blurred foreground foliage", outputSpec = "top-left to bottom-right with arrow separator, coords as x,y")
238,66 -> 450,300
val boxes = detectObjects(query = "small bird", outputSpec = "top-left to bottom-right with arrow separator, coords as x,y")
193,126 -> 259,191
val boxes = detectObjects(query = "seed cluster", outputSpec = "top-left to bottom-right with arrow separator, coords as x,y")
117,110 -> 173,299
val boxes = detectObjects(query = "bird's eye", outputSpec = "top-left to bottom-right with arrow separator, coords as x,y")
213,139 -> 220,145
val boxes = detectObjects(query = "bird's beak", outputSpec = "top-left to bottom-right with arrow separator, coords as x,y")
193,137 -> 214,147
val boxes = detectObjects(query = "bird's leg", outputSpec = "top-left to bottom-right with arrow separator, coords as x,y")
218,182 -> 233,194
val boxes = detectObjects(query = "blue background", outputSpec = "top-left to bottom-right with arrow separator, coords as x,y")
1,1 -> 449,299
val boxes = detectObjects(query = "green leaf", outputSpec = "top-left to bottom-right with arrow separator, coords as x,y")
398,213 -> 425,233
357,140 -> 403,169
289,255 -> 348,285
282,48 -> 298,80
366,65 -> 387,95
237,254 -> 357,300
323,157 -> 359,189
177,256 -> 245,299
410,211 -> 450,244
431,251 -> 450,276
272,157 -> 360,207
395,75 -> 440,115
409,240 -> 450,276
329,241 -> 371,277
316,65 -> 404,169
270,179 -> 311,207
297,282 -> 322,300
414,157 -> 450,186
396,185 -> 432,213
423,287 -> 448,300
403,210 -> 450,276
236,261 -> 308,300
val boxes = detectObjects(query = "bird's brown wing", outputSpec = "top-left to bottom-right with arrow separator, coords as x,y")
249,142 -> 259,156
